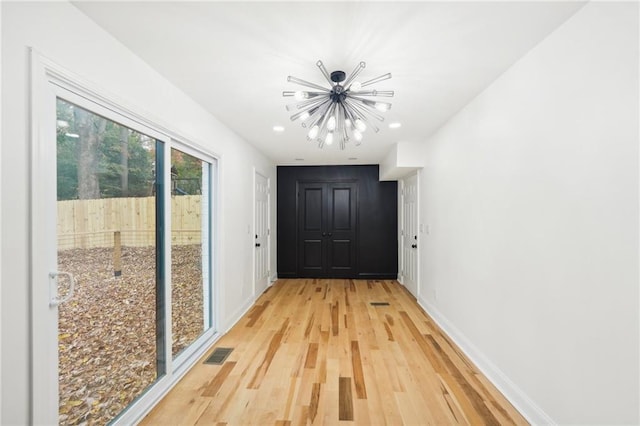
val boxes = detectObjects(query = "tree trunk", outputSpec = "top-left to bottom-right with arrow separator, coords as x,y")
75,107 -> 106,199
120,126 -> 129,197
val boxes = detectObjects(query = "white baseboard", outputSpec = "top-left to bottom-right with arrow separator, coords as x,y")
223,297 -> 255,333
417,295 -> 555,426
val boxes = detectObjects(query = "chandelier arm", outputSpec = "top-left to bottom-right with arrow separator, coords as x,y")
344,98 -> 386,122
286,96 -> 327,112
341,104 -> 364,145
311,103 -> 332,135
287,76 -> 331,92
361,72 -> 392,88
316,60 -> 335,86
343,103 -> 358,125
349,90 -> 394,97
335,104 -> 344,146
338,104 -> 350,148
316,119 -> 329,144
290,102 -> 319,121
344,101 -> 380,133
283,91 -> 327,99
348,96 -> 392,112
325,103 -> 337,135
343,61 -> 366,89
302,99 -> 332,128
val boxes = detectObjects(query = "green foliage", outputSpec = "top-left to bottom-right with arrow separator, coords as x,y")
171,149 -> 203,195
56,99 -> 155,200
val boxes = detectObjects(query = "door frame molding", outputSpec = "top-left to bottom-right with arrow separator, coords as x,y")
29,49 -> 221,425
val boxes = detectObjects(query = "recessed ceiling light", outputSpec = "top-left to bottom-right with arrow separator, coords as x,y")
294,158 -> 304,161
348,157 -> 358,161
389,122 -> 402,129
273,125 -> 285,132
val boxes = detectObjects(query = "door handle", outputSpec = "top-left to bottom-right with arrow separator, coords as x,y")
255,243 -> 261,247
327,232 -> 332,237
322,232 -> 326,237
49,271 -> 75,307
411,244 -> 417,249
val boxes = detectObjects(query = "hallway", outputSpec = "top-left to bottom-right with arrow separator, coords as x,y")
142,279 -> 527,425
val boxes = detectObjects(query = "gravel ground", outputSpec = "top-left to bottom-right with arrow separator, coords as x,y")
58,244 -> 204,425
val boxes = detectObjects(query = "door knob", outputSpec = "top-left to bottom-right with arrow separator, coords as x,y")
411,244 -> 417,248
322,232 -> 326,237
255,243 -> 261,247
328,232 -> 332,237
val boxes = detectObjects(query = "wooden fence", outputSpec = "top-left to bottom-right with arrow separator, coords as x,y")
57,195 -> 203,250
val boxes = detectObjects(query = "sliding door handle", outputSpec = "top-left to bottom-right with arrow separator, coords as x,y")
49,271 -> 75,307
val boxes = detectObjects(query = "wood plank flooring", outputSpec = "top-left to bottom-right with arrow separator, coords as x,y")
141,279 -> 528,425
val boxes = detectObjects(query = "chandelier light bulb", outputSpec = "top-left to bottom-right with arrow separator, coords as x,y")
353,130 -> 363,142
300,111 -> 310,121
327,115 -> 336,131
308,125 -> 319,139
350,81 -> 362,92
325,132 -> 334,145
294,90 -> 307,101
345,118 -> 352,128
354,119 -> 366,132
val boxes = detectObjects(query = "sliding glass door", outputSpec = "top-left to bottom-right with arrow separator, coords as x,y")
55,99 -> 166,424
31,62 -> 217,425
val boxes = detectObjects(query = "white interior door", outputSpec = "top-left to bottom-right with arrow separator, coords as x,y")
402,173 -> 418,297
254,171 -> 270,295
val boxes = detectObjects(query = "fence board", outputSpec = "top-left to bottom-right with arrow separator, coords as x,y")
57,195 -> 203,250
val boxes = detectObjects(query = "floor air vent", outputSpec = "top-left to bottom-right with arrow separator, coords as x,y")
204,347 -> 233,365
370,302 -> 390,306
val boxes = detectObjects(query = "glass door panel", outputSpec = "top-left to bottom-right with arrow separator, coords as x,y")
170,147 -> 212,358
56,98 -> 165,424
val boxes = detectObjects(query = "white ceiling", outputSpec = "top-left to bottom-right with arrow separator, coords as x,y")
72,1 -> 584,165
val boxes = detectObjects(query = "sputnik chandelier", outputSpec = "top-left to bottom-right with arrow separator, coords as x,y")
283,60 -> 393,149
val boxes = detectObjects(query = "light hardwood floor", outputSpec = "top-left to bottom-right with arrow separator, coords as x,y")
141,279 -> 528,425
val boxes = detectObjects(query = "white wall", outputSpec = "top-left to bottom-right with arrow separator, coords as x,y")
0,1 -> 3,422
418,2 -> 638,424
1,2 -> 276,423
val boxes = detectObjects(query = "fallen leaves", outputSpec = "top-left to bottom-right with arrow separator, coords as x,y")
57,244 -> 204,425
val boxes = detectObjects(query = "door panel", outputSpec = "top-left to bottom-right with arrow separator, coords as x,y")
329,240 -> 352,267
303,188 -> 323,230
302,240 -> 323,268
298,181 -> 357,277
326,183 -> 357,277
331,187 -> 352,230
298,183 -> 325,277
